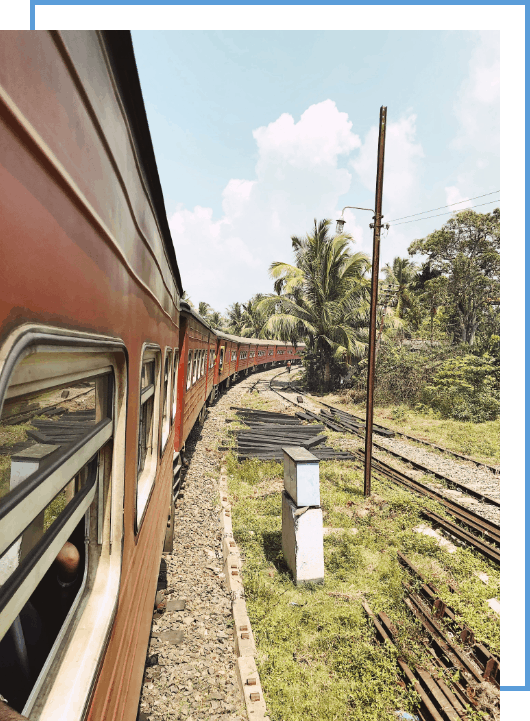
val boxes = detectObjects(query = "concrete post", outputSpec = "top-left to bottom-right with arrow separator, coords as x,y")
281,447 -> 324,585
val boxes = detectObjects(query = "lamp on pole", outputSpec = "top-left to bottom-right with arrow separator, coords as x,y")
336,106 -> 388,497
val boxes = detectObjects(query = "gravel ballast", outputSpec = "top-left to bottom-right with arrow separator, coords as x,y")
138,370 -> 279,721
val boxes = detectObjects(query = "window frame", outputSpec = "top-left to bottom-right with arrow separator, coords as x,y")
136,344 -> 161,529
0,325 -> 126,721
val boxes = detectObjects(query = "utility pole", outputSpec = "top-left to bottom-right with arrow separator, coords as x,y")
364,106 -> 387,497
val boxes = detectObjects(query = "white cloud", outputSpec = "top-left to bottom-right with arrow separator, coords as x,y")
169,100 -> 367,309
452,31 -> 499,152
444,186 -> 473,209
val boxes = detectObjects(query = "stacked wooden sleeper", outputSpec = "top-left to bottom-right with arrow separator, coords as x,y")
229,407 -> 355,461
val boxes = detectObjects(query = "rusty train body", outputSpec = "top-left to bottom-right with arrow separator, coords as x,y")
0,31 -> 303,721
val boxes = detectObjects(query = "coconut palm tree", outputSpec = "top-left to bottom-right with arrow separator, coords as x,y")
259,219 -> 370,387
198,301 -> 211,319
382,257 -> 418,318
226,302 -> 246,335
208,311 -> 226,331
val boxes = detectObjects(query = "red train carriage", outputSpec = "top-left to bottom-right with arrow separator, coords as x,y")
177,303 -> 215,450
0,31 -> 182,721
0,29 -> 306,721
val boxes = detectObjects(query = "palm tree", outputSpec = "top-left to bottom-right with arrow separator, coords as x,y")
198,301 -> 211,319
240,294 -> 271,338
259,219 -> 370,387
208,311 -> 226,331
226,302 -> 246,335
382,257 -> 418,318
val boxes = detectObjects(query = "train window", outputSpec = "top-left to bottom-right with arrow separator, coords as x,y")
250,351 -> 255,358
161,351 -> 172,451
268,350 -> 274,356
172,350 -> 179,420
137,348 -> 160,524
219,348 -> 225,369
0,332 -> 125,719
186,351 -> 193,390
192,351 -> 198,384
201,350 -> 206,377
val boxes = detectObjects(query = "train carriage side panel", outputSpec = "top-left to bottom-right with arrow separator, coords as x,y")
0,31 -> 182,721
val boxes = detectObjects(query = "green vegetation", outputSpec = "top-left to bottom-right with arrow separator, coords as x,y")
225,400 -> 499,720
259,219 -> 370,389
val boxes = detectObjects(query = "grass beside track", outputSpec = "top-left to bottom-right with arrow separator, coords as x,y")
224,392 -> 500,721
314,394 -> 500,466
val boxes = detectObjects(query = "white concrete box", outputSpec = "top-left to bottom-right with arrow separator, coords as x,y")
282,446 -> 320,507
282,491 -> 324,585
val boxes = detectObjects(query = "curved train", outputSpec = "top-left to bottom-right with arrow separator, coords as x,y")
0,31 -> 302,721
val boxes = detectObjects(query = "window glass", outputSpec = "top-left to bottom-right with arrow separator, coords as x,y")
186,351 -> 192,390
172,350 -> 178,418
0,350 -> 114,713
192,351 -> 198,384
137,349 -> 160,522
161,352 -> 171,450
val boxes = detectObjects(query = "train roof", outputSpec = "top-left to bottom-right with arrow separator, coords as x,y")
101,31 -> 183,297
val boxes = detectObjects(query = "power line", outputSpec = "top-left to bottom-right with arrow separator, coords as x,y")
386,190 -> 500,223
390,199 -> 500,227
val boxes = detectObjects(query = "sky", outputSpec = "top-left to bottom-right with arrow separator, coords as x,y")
131,29 -> 500,312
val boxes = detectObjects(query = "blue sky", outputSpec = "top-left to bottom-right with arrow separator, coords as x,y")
132,29 -> 500,311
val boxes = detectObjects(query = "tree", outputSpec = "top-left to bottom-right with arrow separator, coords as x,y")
208,311 -> 226,331
241,294 -> 271,338
408,209 -> 499,345
259,219 -> 370,388
226,302 -> 246,335
198,301 -> 211,318
382,257 -> 418,318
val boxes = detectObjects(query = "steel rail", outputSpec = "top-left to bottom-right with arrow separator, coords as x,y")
278,376 -> 501,508
270,374 -> 500,541
288,382 -> 499,474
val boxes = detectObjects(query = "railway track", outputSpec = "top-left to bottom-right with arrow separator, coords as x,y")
270,371 -> 500,494
268,370 -> 500,565
284,376 -> 499,474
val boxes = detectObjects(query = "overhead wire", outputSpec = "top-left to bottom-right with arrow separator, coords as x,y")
389,199 -> 500,227
385,190 -> 500,223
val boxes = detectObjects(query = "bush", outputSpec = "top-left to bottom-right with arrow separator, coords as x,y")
420,354 -> 499,422
347,344 -> 463,406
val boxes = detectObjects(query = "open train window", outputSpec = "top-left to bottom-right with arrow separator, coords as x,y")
219,347 -> 225,370
186,351 -> 193,390
0,328 -> 125,720
161,350 -> 172,452
192,351 -> 198,385
172,349 -> 179,420
137,347 -> 160,525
